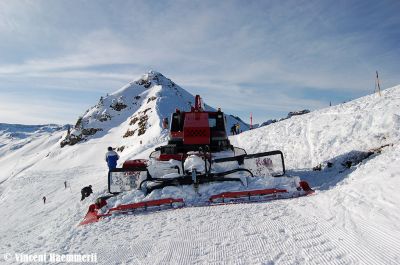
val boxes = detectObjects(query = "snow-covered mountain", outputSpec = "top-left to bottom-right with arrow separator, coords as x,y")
1,80 -> 400,264
60,70 -> 249,152
0,123 -> 65,139
0,123 -> 66,152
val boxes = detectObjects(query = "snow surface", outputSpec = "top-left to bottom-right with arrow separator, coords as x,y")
0,77 -> 400,264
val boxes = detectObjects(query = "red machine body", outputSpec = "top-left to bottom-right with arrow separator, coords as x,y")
122,159 -> 148,169
163,95 -> 229,157
183,112 -> 210,145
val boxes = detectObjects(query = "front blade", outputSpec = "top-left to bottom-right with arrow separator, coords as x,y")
213,150 -> 286,177
108,168 -> 148,194
243,151 -> 285,177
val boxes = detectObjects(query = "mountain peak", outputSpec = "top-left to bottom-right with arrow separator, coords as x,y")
144,70 -> 179,88
59,71 -> 249,150
112,70 -> 175,97
144,70 -> 163,79
136,70 -> 167,86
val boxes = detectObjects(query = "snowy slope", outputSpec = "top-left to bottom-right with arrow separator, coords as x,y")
1,83 -> 400,264
0,124 -> 66,183
231,86 -> 400,169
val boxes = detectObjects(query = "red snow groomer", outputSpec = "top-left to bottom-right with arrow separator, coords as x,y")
80,95 -> 313,225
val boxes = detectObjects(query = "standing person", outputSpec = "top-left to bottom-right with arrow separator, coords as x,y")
162,117 -> 169,129
105,147 -> 119,170
81,185 -> 93,201
64,181 -> 67,189
230,125 -> 237,135
236,123 -> 240,134
42,196 -> 46,204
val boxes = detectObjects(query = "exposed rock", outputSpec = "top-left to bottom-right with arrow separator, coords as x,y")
99,113 -> 111,122
130,117 -> 139,126
138,115 -> 149,136
312,164 -> 322,171
287,109 -> 310,118
117,146 -> 125,152
147,96 -> 157,103
123,129 -> 136,138
75,117 -> 83,129
340,151 -> 374,169
137,79 -> 152,88
60,134 -> 83,148
82,128 -> 102,136
110,102 -> 127,111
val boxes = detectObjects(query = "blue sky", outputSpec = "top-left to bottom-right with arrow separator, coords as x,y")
0,0 -> 399,125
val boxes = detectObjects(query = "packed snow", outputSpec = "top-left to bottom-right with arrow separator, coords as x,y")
0,73 -> 399,264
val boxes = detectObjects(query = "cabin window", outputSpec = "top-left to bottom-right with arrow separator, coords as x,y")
208,118 -> 216,128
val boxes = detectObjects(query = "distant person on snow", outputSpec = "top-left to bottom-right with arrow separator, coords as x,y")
81,185 -> 93,201
105,147 -> 119,170
230,125 -> 237,135
42,196 -> 46,204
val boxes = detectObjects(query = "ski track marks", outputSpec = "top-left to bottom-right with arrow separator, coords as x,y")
63,197 -> 400,265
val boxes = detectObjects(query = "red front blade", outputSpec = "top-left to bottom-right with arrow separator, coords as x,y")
79,198 -> 184,226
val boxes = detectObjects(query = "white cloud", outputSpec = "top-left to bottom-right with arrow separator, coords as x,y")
0,94 -> 84,124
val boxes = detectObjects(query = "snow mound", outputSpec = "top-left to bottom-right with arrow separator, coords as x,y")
231,85 -> 400,169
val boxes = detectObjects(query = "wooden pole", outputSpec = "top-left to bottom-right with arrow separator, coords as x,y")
375,71 -> 381,96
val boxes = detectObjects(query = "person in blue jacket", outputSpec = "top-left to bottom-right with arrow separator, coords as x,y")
105,147 -> 119,170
